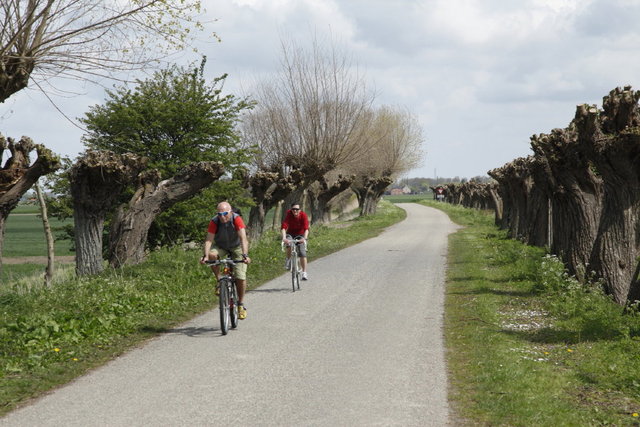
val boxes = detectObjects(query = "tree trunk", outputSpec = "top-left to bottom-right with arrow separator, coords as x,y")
109,162 -> 224,267
246,169 -> 302,241
496,158 -> 532,241
272,201 -> 283,231
357,176 -> 393,216
580,88 -> 640,304
73,209 -> 106,276
0,135 -> 60,276
488,184 -> 503,227
35,181 -> 55,287
530,128 -> 603,282
488,169 -> 514,231
525,157 -> 554,248
523,185 -> 549,248
70,151 -> 147,276
247,204 -> 267,242
308,175 -> 354,225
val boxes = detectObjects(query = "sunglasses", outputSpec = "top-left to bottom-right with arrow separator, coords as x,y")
217,211 -> 229,216
291,208 -> 300,211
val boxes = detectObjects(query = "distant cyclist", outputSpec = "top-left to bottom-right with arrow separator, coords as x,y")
200,201 -> 251,319
281,203 -> 310,280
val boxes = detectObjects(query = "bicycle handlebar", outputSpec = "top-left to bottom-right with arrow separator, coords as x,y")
283,235 -> 305,243
281,236 -> 306,251
204,259 -> 245,266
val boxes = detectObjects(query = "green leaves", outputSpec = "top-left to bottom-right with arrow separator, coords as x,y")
79,58 -> 255,246
82,59 -> 252,179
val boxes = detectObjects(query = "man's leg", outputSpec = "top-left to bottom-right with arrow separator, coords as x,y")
235,279 -> 246,303
207,250 -> 220,279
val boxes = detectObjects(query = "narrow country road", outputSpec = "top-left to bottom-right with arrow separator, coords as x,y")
1,203 -> 460,426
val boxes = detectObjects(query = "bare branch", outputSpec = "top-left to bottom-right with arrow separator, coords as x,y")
0,0 -> 208,102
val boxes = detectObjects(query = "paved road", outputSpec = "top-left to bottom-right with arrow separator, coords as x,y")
1,203 -> 459,426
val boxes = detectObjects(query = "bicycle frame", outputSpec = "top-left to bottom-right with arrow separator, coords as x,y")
282,235 -> 305,292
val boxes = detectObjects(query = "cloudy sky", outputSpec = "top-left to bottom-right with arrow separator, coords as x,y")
3,0 -> 640,179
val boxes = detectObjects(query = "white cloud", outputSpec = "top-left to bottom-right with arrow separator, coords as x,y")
3,0 -> 640,178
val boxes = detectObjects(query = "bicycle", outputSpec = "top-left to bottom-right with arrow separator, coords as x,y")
205,258 -> 243,335
282,235 -> 305,292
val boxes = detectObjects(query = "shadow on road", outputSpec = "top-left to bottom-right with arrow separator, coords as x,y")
141,325 -> 220,337
248,287 -> 291,294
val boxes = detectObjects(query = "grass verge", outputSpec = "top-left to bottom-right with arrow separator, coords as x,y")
0,200 -> 404,415
423,200 -> 640,426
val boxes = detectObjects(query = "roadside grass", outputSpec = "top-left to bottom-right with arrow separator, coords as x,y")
0,200 -> 404,415
422,200 -> 640,426
1,264 -> 76,289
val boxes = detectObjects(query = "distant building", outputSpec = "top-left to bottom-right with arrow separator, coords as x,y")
390,188 -> 404,195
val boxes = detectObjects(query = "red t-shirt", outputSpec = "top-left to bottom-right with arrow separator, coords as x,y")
207,214 -> 246,234
281,210 -> 309,236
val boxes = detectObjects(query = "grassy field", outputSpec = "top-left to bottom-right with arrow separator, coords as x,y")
2,205 -> 74,285
3,205 -> 73,258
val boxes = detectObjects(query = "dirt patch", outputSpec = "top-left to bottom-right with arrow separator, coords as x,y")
3,256 -> 75,265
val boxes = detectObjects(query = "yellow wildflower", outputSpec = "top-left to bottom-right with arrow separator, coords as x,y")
632,413 -> 638,417
53,348 -> 60,352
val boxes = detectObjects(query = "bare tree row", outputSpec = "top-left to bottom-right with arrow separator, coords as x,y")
241,38 -> 423,240
444,86 -> 640,307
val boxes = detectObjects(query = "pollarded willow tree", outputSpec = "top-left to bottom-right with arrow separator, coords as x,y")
81,59 -> 252,248
69,150 -> 147,276
0,0 -> 206,103
239,105 -> 303,240
243,35 -> 375,226
0,135 -> 60,275
579,87 -> 640,304
348,106 -> 424,215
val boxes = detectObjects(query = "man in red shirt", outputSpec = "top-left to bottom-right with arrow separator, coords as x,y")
281,203 -> 310,280
200,201 -> 251,319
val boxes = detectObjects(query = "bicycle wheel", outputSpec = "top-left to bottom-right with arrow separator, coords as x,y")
230,279 -> 239,329
219,278 -> 230,335
291,252 -> 298,292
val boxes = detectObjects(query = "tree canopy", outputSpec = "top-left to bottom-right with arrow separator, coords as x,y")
82,58 -> 252,178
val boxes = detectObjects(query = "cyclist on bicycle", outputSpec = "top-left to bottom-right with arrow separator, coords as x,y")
281,203 -> 309,280
200,201 -> 251,319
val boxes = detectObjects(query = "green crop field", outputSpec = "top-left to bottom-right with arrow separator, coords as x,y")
4,206 -> 73,258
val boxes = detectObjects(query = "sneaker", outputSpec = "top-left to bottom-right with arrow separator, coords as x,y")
284,258 -> 291,270
238,304 -> 247,320
301,272 -> 308,281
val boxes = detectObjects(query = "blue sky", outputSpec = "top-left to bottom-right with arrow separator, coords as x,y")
3,0 -> 640,179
